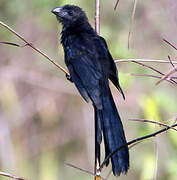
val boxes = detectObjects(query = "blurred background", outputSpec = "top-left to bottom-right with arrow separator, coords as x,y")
0,0 -> 177,180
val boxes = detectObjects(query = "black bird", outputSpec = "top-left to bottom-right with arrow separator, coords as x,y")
52,5 -> 129,176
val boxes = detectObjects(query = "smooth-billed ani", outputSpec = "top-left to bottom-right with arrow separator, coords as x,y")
52,5 -> 129,176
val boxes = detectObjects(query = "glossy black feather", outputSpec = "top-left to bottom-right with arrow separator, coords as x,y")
52,5 -> 129,176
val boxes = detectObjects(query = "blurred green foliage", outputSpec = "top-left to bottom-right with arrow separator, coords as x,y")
0,0 -> 177,180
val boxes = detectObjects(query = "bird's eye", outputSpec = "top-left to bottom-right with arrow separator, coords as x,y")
68,11 -> 73,16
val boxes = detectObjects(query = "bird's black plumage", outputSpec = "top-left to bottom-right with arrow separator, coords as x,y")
52,5 -> 129,176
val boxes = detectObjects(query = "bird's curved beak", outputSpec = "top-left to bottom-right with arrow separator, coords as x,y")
51,7 -> 63,15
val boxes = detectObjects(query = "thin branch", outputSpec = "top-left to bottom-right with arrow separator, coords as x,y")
131,61 -> 177,85
128,0 -> 138,49
95,0 -> 100,34
115,59 -> 177,64
163,38 -> 177,51
0,20 -> 69,76
99,123 -> 177,171
128,141 -> 142,149
132,61 -> 164,75
156,68 -> 177,85
66,163 -> 94,176
0,41 -> 33,49
131,73 -> 162,79
156,55 -> 177,84
171,76 -> 177,79
114,0 -> 120,11
0,171 -> 28,180
168,56 -> 175,69
65,163 -> 107,180
0,41 -> 21,47
129,118 -> 177,132
131,73 -> 176,85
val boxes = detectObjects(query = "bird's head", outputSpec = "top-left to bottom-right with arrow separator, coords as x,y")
51,5 -> 88,27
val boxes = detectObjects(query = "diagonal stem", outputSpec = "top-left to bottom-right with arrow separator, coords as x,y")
0,171 -> 28,180
129,118 -> 177,132
99,123 -> 177,171
115,58 -> 177,64
163,38 -> 177,51
114,0 -> 120,11
156,68 -> 177,85
0,20 -> 69,76
128,0 -> 138,49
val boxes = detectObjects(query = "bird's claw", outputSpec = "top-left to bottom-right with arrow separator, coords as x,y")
66,74 -> 73,82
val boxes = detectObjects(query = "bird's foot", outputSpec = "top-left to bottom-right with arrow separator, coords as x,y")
66,74 -> 73,82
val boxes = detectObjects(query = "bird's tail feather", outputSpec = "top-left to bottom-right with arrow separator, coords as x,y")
95,86 -> 129,176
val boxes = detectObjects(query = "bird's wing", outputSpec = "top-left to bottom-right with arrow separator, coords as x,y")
65,42 -> 103,109
94,36 -> 125,99
67,63 -> 90,103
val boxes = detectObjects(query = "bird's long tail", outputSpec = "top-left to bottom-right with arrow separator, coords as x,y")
94,85 -> 129,176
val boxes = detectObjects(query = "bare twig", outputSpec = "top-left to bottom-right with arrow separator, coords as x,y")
115,59 -> 177,64
131,73 -> 176,85
66,163 -> 94,176
168,56 -> 175,69
163,38 -> 177,51
0,20 -> 69,76
129,118 -> 177,132
132,61 -> 164,75
0,41 -> 32,48
128,0 -> 138,49
132,61 -> 177,85
0,41 -> 21,47
95,0 -> 100,34
65,163 -> 107,180
0,171 -> 28,180
128,141 -> 142,149
171,76 -> 177,79
114,0 -> 120,11
131,73 -> 162,79
99,123 -> 177,171
156,68 -> 177,85
156,55 -> 177,85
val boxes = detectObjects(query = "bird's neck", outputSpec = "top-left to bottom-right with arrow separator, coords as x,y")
61,21 -> 95,45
